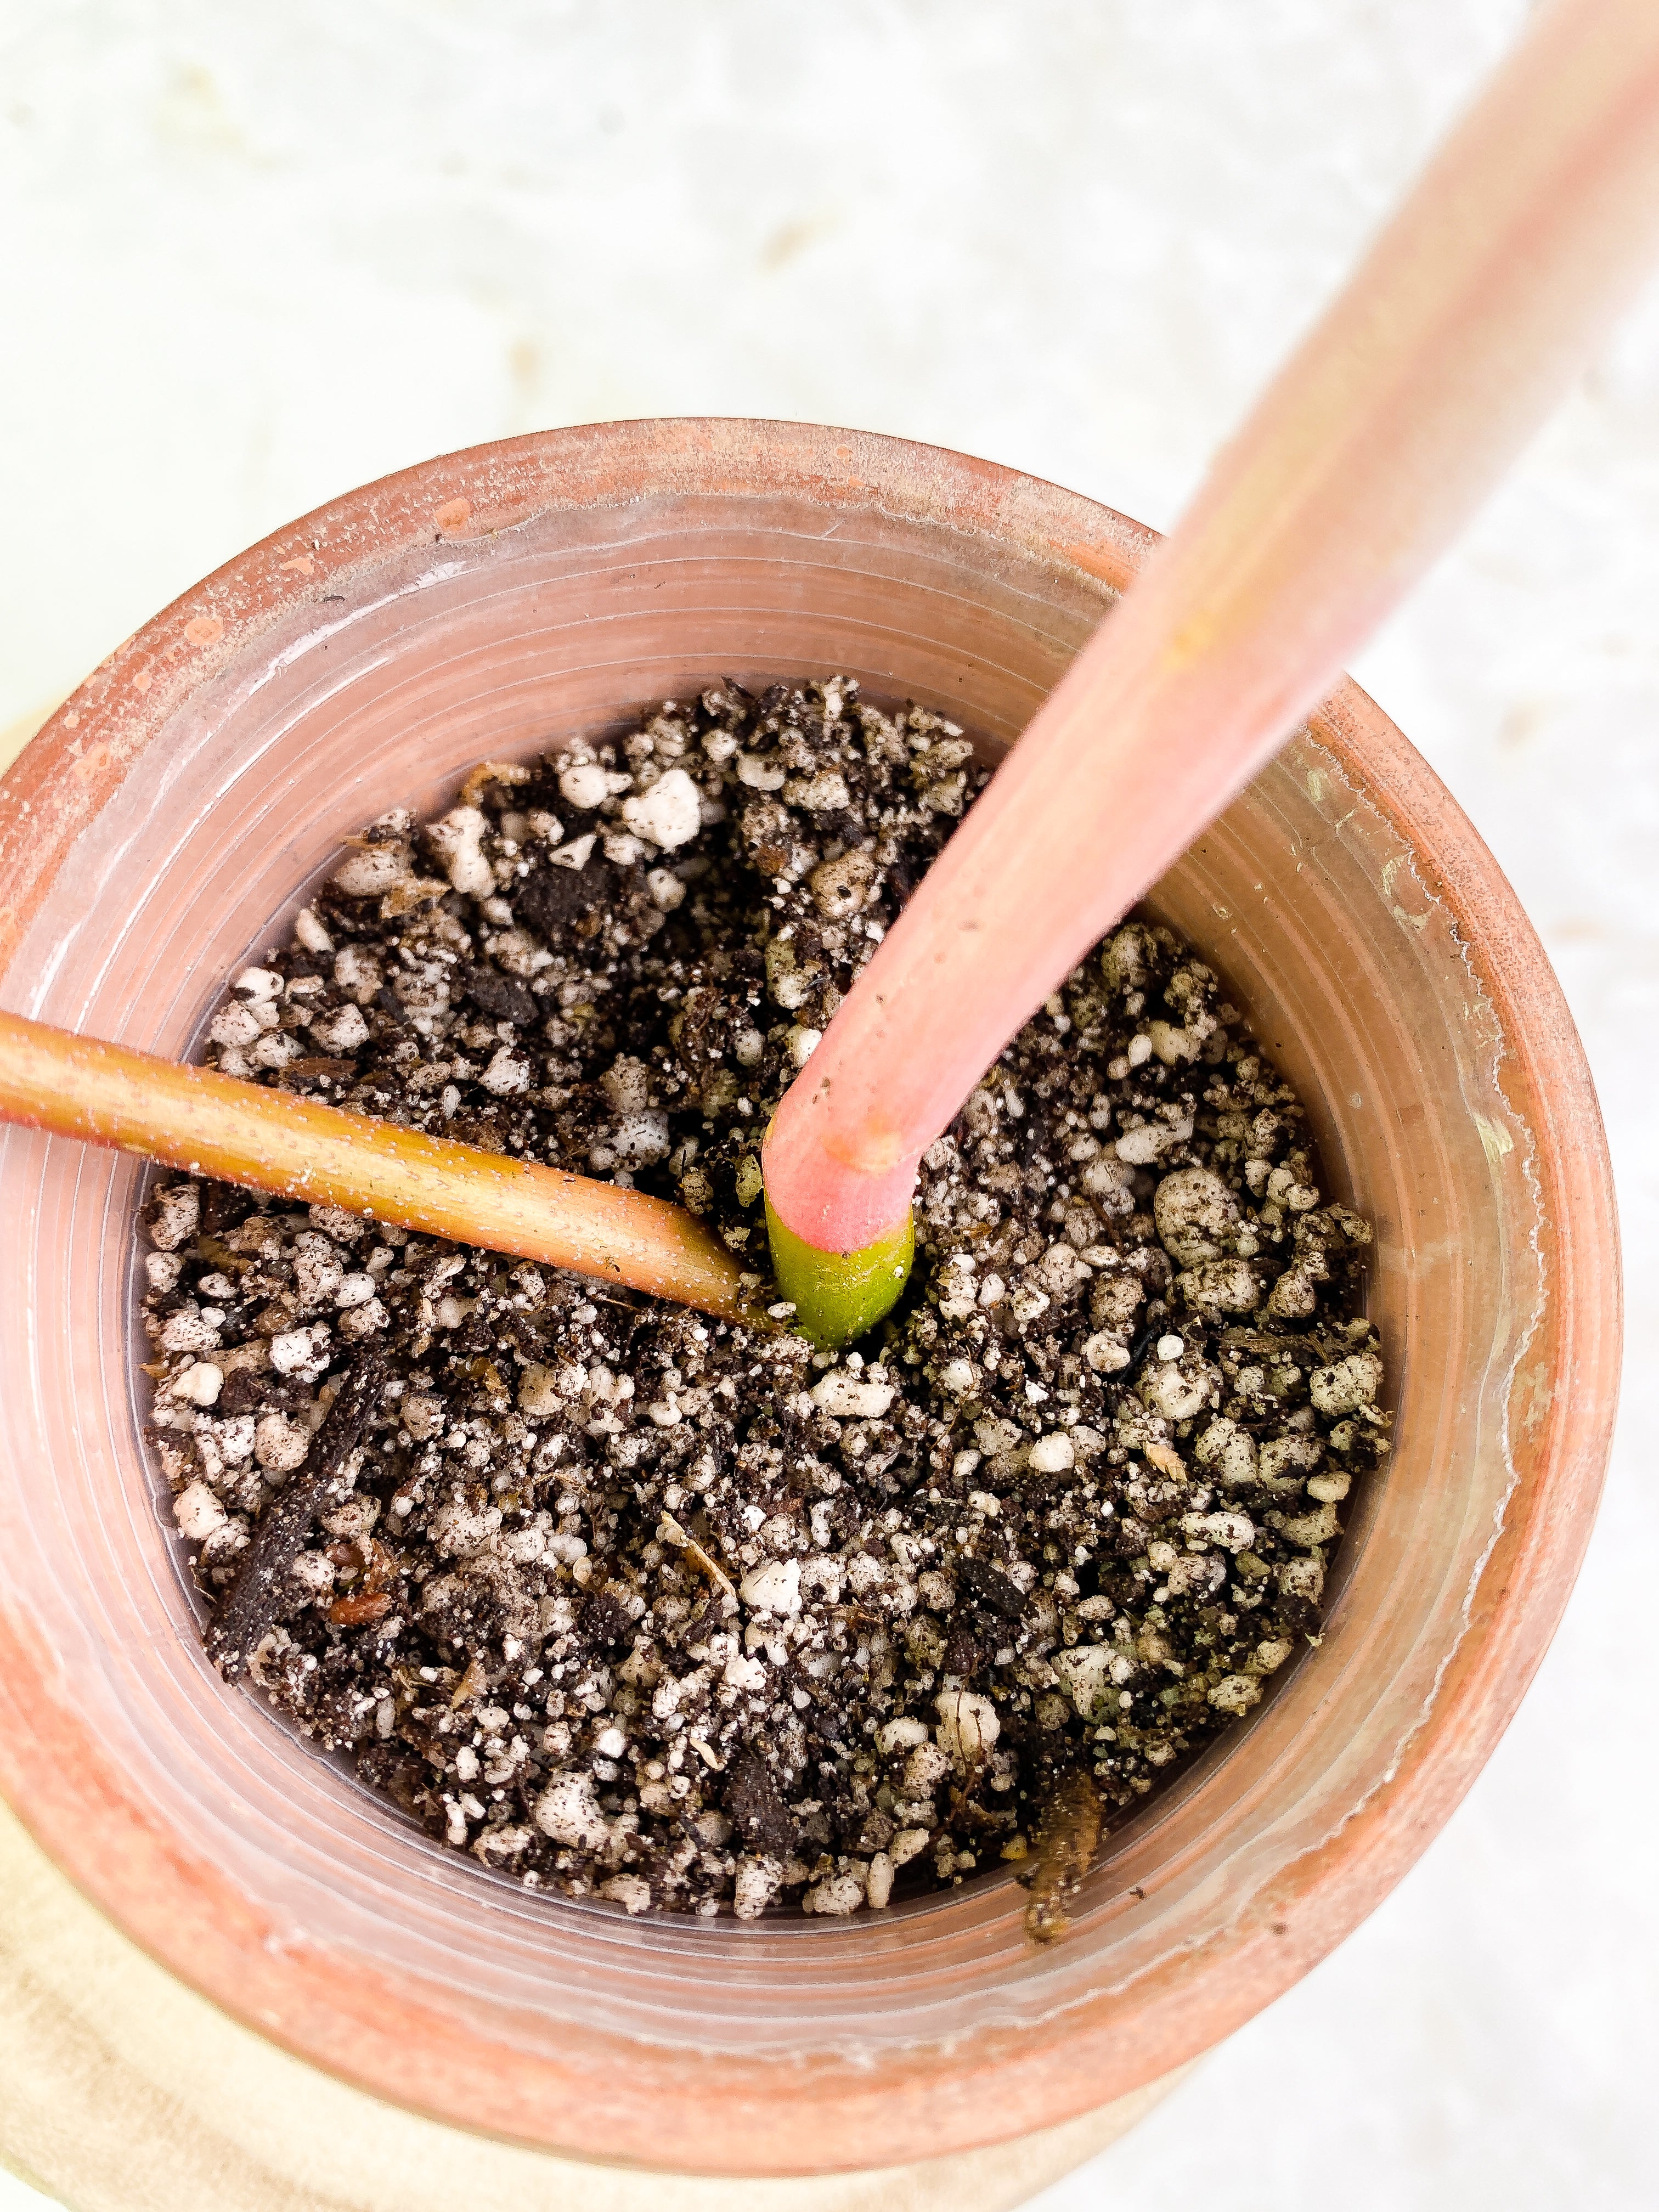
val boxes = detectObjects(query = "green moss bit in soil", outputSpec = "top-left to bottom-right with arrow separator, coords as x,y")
139,676 -> 1391,1928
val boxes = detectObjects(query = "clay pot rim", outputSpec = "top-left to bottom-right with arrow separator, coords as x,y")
0,419 -> 1620,2173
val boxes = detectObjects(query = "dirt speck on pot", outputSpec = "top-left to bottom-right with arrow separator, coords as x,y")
140,678 -> 1390,1923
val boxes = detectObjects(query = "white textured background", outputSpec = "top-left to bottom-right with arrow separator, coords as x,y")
1,3 -> 1654,2207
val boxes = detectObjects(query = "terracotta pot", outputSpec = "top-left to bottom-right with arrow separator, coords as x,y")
0,420 -> 1619,2179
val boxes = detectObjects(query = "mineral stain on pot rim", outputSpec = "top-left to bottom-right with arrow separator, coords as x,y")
138,676 -> 1390,1938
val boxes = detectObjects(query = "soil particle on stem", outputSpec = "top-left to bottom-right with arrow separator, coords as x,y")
140,677 -> 1390,1925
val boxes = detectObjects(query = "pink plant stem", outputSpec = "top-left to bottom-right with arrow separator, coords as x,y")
0,1012 -> 760,1325
765,0 -> 1659,1255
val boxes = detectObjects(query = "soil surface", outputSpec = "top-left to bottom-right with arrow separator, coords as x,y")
140,677 -> 1389,1926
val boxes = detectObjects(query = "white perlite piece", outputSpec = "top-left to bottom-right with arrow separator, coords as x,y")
254,1414 -> 310,1473
602,1056 -> 652,1112
877,1716 -> 930,1754
481,1046 -> 533,1095
936,1688 -> 1000,1768
733,1857 -> 782,1920
903,1741 -> 953,1795
611,1110 -> 671,1165
425,804 -> 496,897
558,761 -> 612,810
535,1771 -> 611,1849
333,945 -> 382,1003
518,1362 -> 561,1417
812,1369 -> 895,1418
740,1557 -> 802,1617
173,1481 -> 227,1541
288,1553 -> 335,1597
1153,1166 -> 1241,1265
309,1002 -> 369,1053
292,1237 -> 344,1308
1310,1352 -> 1385,1414
809,847 -> 876,920
270,1322 -> 331,1378
803,1868 -> 866,1915
159,1300 -> 221,1353
784,768 -> 849,812
1183,1509 -> 1256,1553
621,767 -> 702,850
600,1874 -> 653,1915
146,1183 -> 200,1251
1084,1330 -> 1131,1373
167,1359 -> 223,1407
208,1001 -> 261,1048
1052,1643 -> 1116,1723
1029,1431 -> 1075,1474
1280,1555 -> 1326,1604
331,843 -> 408,897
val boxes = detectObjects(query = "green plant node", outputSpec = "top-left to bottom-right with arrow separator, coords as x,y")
763,1193 -> 915,1350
